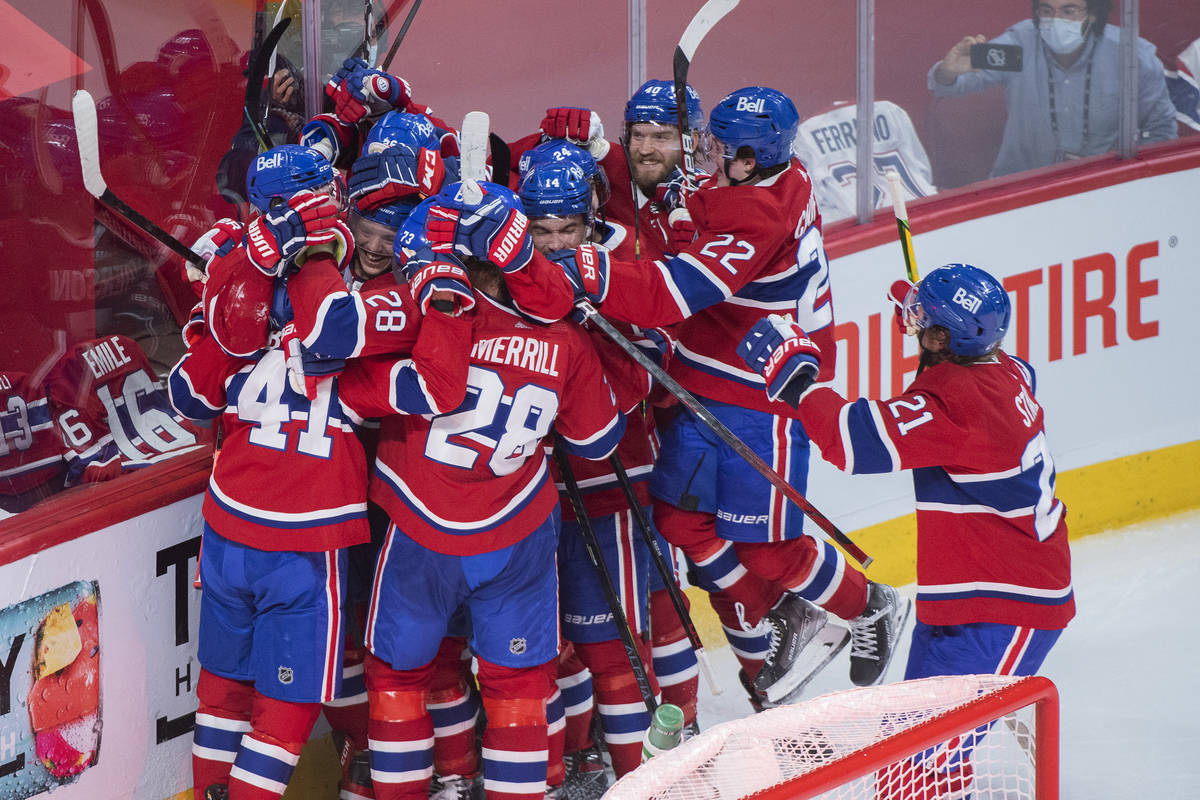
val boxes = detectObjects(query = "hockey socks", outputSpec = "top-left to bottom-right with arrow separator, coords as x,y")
365,654 -> 435,800
227,693 -> 321,799
648,589 -> 699,725
575,638 -> 659,778
546,686 -> 566,788
556,644 -> 595,753
477,659 -> 555,800
428,637 -> 481,780
735,540 -> 869,621
193,669 -> 254,797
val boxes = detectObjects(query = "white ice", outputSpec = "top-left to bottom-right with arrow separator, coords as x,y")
693,509 -> 1200,798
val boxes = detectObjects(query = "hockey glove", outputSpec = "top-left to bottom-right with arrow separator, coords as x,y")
424,192 -> 534,274
888,279 -> 917,336
652,167 -> 691,213
540,107 -> 611,161
300,117 -> 341,163
546,243 -> 611,307
181,301 -> 207,349
244,191 -> 342,277
738,314 -> 822,407
192,218 -> 244,266
279,321 -> 345,400
665,208 -> 697,254
407,248 -> 476,316
349,151 -> 422,208
631,324 -> 675,368
294,218 -> 355,275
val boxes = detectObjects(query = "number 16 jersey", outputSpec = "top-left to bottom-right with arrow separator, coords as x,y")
368,292 -> 626,557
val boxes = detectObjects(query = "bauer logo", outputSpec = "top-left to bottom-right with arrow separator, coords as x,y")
735,96 -> 766,113
0,580 -> 102,797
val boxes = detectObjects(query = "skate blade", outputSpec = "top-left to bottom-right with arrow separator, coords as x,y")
765,622 -> 851,704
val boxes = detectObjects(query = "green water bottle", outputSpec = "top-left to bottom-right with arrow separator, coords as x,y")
641,703 -> 686,762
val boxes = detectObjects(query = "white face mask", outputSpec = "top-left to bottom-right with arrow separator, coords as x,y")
1039,17 -> 1088,55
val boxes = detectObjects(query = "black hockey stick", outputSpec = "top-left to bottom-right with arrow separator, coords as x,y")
554,445 -> 658,715
607,452 -> 721,694
244,16 -> 293,153
487,133 -> 511,186
672,0 -> 740,188
574,302 -> 873,569
72,90 -> 207,283
381,0 -> 425,71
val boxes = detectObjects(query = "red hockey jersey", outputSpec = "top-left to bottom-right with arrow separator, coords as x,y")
797,352 -> 1074,630
1,371 -> 66,506
369,292 -> 625,556
44,335 -> 203,486
599,162 -> 836,415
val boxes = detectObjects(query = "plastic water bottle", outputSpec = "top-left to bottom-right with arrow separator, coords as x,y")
641,703 -> 686,762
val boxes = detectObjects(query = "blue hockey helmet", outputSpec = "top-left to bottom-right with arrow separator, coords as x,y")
518,161 -> 594,221
392,194 -> 435,267
245,144 -> 334,213
353,198 -> 417,231
624,79 -> 703,132
903,263 -> 1012,357
362,110 -> 440,158
518,140 -> 610,207
706,86 -> 800,169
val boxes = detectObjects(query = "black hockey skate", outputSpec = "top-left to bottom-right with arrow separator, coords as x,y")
753,594 -> 849,704
848,582 -> 911,687
562,743 -> 610,800
429,771 -> 483,800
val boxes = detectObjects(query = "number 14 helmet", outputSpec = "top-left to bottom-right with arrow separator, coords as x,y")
903,263 -> 1011,356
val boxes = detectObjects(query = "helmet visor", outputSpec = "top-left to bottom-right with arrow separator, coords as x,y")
901,283 -> 928,335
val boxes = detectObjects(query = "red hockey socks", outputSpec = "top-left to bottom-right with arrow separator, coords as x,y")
735,540 -> 869,620
193,669 -> 254,797
477,658 -> 555,800
365,653 -> 435,800
227,693 -> 321,799
648,589 -> 698,726
428,637 -> 480,780
575,638 -> 659,778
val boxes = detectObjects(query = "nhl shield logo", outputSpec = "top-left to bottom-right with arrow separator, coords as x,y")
509,637 -> 527,655
278,666 -> 294,684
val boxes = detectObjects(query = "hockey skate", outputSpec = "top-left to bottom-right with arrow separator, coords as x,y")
429,772 -> 482,800
753,594 -> 850,705
848,582 -> 911,687
562,743 -> 609,800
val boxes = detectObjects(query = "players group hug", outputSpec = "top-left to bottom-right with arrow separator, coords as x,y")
173,55 -> 1074,800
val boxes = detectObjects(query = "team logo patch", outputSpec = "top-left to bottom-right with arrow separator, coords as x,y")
278,666 -> 294,684
509,637 -> 527,655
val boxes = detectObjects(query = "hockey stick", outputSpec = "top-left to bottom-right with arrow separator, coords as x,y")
244,16 -> 293,153
574,302 -> 873,569
381,0 -> 425,71
459,111 -> 490,204
607,452 -> 722,695
886,170 -> 920,284
554,445 -> 659,715
72,90 -> 207,283
672,0 -> 740,188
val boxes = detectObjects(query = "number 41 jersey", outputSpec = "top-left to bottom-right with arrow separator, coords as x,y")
369,293 -> 626,557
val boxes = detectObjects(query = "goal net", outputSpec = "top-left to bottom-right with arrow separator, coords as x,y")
605,674 -> 1059,800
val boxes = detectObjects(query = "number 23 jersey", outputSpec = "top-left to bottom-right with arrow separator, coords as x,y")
369,293 -> 626,557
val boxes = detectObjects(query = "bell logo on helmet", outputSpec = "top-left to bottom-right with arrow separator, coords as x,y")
735,96 -> 766,113
952,287 -> 983,314
257,151 -> 284,171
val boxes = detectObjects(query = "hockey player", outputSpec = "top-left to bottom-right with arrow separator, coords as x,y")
737,263 -> 1073,795
424,87 -> 908,707
1,370 -> 66,514
361,182 -> 626,800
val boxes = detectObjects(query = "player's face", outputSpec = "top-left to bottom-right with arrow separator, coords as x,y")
350,216 -> 397,278
626,122 -> 681,192
529,215 -> 588,255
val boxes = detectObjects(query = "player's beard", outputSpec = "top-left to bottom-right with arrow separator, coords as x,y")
633,157 -> 674,195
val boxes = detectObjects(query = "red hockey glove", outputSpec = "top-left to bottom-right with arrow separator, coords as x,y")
540,107 -> 610,160
407,249 -> 476,317
888,279 -> 916,336
665,208 -> 697,254
737,314 -> 822,407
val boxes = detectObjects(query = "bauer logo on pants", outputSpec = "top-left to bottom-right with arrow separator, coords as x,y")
509,637 -> 527,655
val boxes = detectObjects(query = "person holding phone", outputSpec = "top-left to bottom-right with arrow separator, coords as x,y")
928,0 -> 1176,177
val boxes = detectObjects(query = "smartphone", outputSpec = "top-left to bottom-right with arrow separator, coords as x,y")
970,43 -> 1024,72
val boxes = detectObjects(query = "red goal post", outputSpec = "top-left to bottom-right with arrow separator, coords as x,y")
606,674 -> 1059,800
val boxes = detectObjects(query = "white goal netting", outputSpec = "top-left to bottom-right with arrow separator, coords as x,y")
605,675 -> 1054,800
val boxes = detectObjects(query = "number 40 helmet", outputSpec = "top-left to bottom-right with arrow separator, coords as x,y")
903,263 -> 1012,357
624,79 -> 704,133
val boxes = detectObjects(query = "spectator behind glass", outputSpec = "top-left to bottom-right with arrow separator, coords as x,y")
928,0 -> 1177,177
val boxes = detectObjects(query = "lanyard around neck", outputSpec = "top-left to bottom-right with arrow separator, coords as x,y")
1046,39 -> 1095,147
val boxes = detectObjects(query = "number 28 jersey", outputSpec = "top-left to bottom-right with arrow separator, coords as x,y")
796,352 -> 1074,630
369,293 -> 626,557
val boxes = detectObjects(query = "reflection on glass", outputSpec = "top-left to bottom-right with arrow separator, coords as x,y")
927,0 -> 1177,178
